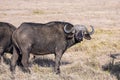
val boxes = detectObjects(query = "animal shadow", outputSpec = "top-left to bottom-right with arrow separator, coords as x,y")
102,53 -> 120,80
32,57 -> 71,67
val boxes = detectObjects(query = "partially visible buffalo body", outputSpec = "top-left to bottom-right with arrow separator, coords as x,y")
0,22 -> 16,63
10,21 -> 94,74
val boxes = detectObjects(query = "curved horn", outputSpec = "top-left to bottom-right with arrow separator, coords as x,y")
89,25 -> 94,35
74,25 -> 94,35
64,24 -> 75,33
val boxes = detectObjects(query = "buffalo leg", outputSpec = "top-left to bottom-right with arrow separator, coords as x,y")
21,50 -> 30,73
0,47 -> 4,64
17,54 -> 22,66
54,50 -> 63,74
10,46 -> 18,74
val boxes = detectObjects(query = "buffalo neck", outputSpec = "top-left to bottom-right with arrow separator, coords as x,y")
66,37 -> 76,48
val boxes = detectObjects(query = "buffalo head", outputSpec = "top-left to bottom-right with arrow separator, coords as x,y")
63,24 -> 94,42
74,25 -> 94,42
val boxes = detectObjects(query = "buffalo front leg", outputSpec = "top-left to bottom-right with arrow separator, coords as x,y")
10,46 -> 18,74
54,50 -> 63,74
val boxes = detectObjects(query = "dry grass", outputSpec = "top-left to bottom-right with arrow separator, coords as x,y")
0,26 -> 119,80
0,0 -> 120,80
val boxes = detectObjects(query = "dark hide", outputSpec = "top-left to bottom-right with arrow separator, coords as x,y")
10,21 -> 93,74
0,22 -> 22,66
0,22 -> 16,63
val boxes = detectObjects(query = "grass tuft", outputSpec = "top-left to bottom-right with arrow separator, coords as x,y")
32,9 -> 45,15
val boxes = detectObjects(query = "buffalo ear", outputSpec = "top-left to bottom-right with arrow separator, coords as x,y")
84,34 -> 91,40
64,24 -> 74,33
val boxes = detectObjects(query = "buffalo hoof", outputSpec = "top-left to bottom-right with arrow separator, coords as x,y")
56,71 -> 60,75
22,67 -> 31,74
11,71 -> 15,75
10,66 -> 15,74
54,69 -> 60,75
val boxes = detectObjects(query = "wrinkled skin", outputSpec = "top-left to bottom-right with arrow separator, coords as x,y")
10,21 -> 94,74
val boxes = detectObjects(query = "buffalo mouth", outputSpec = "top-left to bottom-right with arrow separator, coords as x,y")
75,37 -> 83,42
84,34 -> 91,40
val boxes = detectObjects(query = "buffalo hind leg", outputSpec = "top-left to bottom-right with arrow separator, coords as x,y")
54,50 -> 63,74
0,47 -> 4,64
17,54 -> 22,66
10,46 -> 19,74
21,50 -> 30,73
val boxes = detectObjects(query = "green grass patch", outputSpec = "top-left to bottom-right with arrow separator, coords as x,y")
32,9 -> 45,15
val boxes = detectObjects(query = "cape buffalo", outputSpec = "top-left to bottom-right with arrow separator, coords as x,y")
10,21 -> 94,74
0,22 -> 16,63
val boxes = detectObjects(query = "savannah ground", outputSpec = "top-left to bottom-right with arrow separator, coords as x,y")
0,0 -> 120,80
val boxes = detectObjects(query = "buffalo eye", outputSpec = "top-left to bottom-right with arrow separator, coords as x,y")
75,31 -> 83,42
77,31 -> 83,38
